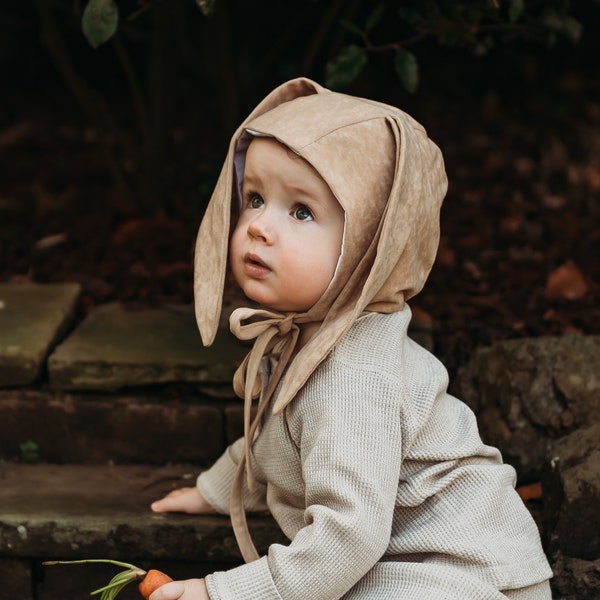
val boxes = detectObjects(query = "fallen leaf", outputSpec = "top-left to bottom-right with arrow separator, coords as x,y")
0,120 -> 32,149
516,481 -> 543,501
111,219 -> 145,244
584,164 -> 600,192
411,305 -> 434,326
542,309 -> 583,334
33,233 -> 68,251
544,260 -> 588,300
436,238 -> 456,268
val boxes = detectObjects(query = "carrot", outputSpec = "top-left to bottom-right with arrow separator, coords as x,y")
139,569 -> 174,599
43,559 -> 172,600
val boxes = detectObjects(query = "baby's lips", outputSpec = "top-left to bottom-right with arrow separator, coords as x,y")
245,252 -> 268,268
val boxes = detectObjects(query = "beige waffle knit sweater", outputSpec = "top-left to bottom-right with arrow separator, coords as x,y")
198,308 -> 552,599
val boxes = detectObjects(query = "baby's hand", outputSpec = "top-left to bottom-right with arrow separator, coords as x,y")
149,578 -> 209,600
151,487 -> 217,514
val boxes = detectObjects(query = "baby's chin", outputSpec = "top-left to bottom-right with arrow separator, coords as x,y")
238,286 -> 316,314
254,300 -> 312,314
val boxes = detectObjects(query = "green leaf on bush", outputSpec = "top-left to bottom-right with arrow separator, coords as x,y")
82,0 -> 119,48
365,3 -> 386,33
541,8 -> 582,43
474,34 -> 495,56
325,44 -> 368,90
196,0 -> 217,17
541,8 -> 559,30
394,49 -> 419,94
562,16 -> 582,43
509,0 -> 524,23
340,19 -> 364,37
340,18 -> 363,38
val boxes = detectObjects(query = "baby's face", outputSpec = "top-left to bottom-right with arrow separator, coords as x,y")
230,137 -> 344,313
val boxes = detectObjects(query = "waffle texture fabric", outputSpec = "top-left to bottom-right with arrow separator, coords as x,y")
198,308 -> 552,599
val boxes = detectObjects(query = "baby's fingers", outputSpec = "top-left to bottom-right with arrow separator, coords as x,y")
149,579 -> 209,600
151,487 -> 196,513
152,487 -> 217,515
148,581 -> 185,600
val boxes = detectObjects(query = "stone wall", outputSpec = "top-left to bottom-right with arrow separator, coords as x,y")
453,335 -> 600,599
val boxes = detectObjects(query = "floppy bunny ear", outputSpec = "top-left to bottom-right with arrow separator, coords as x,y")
193,78 -> 326,346
359,111 -> 447,313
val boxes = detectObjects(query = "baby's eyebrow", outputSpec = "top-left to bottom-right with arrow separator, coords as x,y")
242,171 -> 262,186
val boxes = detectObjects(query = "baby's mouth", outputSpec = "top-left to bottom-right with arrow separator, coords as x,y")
245,253 -> 266,267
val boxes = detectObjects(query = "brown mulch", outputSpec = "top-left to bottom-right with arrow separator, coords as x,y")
1,61 -> 598,378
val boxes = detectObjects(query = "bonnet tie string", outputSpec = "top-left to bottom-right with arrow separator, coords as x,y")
228,307 -> 301,562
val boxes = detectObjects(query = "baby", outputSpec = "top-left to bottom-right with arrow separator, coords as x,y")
150,78 -> 552,599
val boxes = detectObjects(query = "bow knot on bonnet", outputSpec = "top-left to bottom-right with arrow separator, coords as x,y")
193,77 -> 448,562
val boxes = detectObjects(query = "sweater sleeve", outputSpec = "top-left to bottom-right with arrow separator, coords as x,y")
205,357 -> 408,599
197,437 -> 268,515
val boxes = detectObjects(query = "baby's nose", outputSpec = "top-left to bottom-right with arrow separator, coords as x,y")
247,211 -> 275,243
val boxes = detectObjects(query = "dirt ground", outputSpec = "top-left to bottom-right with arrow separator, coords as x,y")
1,52 -> 598,378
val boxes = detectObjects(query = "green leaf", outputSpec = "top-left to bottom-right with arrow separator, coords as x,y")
399,7 -> 426,28
43,560 -> 146,600
365,3 -> 386,33
43,559 -> 143,571
562,16 -> 582,43
82,0 -> 119,49
509,0 -> 524,23
339,18 -> 364,38
474,34 -> 495,56
541,8 -> 582,43
91,569 -> 139,600
394,49 -> 419,94
195,0 -> 217,17
325,44 -> 368,90
20,439 -> 39,463
542,8 -> 563,31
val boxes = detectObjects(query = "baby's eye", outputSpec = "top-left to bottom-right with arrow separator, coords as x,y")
248,194 -> 264,209
293,205 -> 314,221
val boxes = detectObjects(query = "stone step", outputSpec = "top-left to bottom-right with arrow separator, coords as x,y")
0,463 -> 284,599
0,387 -> 248,465
0,283 -> 80,387
1,283 -> 433,394
48,302 -> 248,391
